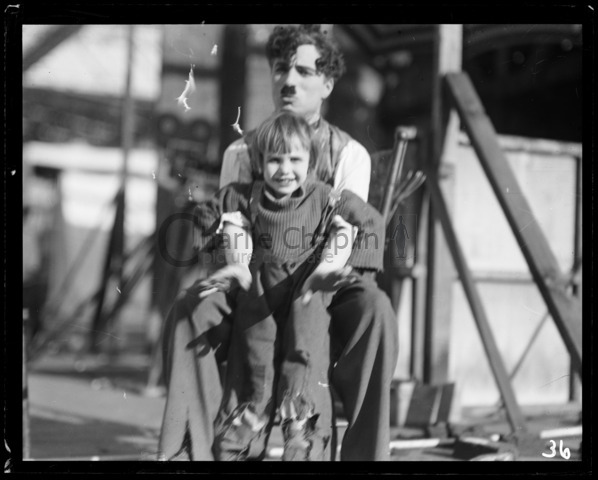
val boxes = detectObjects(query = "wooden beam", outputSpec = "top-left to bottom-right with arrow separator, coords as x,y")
218,25 -> 248,160
423,25 -> 462,383
445,72 -> 582,375
427,175 -> 527,435
23,25 -> 84,72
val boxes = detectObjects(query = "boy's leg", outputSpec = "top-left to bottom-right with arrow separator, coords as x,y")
158,283 -> 235,461
328,271 -> 398,461
278,292 -> 334,461
212,275 -> 278,461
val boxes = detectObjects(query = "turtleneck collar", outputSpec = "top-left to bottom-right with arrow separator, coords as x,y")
263,183 -> 307,205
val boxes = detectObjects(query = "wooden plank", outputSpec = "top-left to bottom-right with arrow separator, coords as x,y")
427,176 -> 527,434
445,72 -> 582,376
457,131 -> 582,158
423,24 -> 462,384
218,25 -> 248,160
23,25 -> 84,72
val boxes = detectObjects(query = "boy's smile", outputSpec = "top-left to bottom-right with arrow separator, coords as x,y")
263,138 -> 310,199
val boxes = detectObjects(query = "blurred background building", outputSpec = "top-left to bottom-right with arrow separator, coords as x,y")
22,24 -> 582,415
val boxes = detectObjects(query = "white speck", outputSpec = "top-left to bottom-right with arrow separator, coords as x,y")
152,171 -> 156,180
211,44 -> 218,55
176,65 -> 196,112
178,174 -> 182,178
506,187 -> 509,193
318,381 -> 330,388
91,456 -> 100,461
116,287 -> 121,294
589,5 -> 594,11
232,106 -> 243,135
123,392 -> 127,399
11,170 -> 16,175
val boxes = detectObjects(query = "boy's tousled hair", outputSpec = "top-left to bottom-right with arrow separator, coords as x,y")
266,24 -> 346,81
250,111 -> 320,176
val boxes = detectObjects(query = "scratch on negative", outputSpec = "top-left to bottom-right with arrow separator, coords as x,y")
176,65 -> 196,112
539,375 -> 570,388
518,219 -> 536,232
232,107 -> 243,135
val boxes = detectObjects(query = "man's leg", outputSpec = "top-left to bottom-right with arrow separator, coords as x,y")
158,283 -> 235,461
328,272 -> 398,461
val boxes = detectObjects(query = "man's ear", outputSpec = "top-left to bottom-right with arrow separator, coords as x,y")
321,77 -> 334,100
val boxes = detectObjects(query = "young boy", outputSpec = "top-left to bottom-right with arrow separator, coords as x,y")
193,112 -> 385,461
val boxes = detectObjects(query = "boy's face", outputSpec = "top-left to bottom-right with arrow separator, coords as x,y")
263,136 -> 310,199
270,44 -> 334,124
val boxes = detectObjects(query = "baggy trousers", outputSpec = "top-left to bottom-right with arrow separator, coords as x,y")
212,259 -> 334,461
158,271 -> 398,461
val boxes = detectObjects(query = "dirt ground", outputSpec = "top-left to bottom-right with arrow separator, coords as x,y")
18,347 -> 584,473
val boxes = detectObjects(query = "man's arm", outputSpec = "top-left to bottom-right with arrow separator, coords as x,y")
219,139 -> 254,188
332,140 -> 371,202
320,138 -> 374,274
300,215 -> 357,304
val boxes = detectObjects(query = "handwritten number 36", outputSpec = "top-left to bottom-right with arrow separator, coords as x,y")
542,440 -> 571,459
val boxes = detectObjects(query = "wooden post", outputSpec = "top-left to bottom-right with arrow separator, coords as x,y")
569,154 -> 582,401
218,25 -> 247,160
423,25 -> 462,383
427,177 -> 527,434
409,185 -> 429,381
89,26 -> 135,351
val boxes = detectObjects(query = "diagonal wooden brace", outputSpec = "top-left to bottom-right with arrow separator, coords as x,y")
427,176 -> 527,435
445,72 -> 582,377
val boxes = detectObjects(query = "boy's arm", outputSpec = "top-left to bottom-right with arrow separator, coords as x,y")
300,215 -> 357,304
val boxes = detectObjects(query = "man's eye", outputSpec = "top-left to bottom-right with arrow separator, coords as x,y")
297,68 -> 310,76
274,64 -> 288,73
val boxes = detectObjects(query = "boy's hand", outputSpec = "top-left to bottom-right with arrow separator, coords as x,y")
197,264 -> 252,299
300,265 -> 356,305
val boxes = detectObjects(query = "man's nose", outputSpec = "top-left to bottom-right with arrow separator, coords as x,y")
283,67 -> 300,85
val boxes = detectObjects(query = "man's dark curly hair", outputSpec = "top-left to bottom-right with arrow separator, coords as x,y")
265,24 -> 346,81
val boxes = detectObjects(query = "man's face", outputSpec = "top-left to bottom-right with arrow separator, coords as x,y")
270,44 -> 334,123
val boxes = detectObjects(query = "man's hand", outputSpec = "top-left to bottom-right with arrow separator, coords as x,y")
197,264 -> 252,299
300,265 -> 356,305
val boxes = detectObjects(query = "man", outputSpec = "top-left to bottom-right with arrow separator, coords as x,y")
158,24 -> 398,461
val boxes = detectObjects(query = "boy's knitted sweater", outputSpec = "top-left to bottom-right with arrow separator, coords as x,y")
194,180 -> 385,271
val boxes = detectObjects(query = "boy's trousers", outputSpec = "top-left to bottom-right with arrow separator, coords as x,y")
158,271 -> 398,461
212,258 -> 335,461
